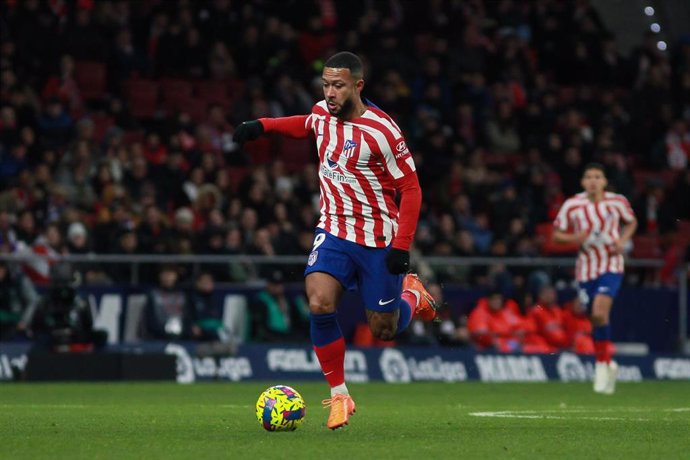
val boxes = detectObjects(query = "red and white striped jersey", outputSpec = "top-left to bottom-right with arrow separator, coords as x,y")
553,191 -> 636,282
304,101 -> 417,247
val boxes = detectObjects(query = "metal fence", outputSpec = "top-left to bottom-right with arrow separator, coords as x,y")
1,253 -> 687,352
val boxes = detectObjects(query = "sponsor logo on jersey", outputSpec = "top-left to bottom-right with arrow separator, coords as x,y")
320,164 -> 357,184
394,139 -> 410,159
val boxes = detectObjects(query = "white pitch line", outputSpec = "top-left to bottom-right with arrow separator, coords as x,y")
468,410 -> 651,421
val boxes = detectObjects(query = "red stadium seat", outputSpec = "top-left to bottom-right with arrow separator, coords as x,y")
279,137 -> 316,171
178,98 -> 207,122
160,79 -> 193,114
631,235 -> 663,259
196,81 -> 227,101
124,79 -> 159,119
74,61 -> 107,100
226,167 -> 248,193
536,222 -> 579,255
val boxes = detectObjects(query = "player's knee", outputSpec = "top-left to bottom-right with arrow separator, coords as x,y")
369,319 -> 397,341
591,312 -> 607,326
308,292 -> 336,315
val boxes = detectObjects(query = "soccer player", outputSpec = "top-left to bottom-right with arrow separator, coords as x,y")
233,51 -> 438,429
553,163 -> 637,394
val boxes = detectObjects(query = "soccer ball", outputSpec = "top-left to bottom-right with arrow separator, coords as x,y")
255,385 -> 306,431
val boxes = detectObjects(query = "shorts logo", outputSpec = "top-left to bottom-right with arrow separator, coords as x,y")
308,251 -> 318,266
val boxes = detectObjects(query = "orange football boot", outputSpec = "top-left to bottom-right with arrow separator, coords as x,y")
402,273 -> 439,321
322,394 -> 356,430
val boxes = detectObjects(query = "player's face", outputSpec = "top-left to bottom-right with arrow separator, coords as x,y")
581,169 -> 607,196
322,67 -> 363,118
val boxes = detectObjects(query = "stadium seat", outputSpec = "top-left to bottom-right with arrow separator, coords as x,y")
226,167 -> 249,193
196,81 -> 227,102
279,138 -> 316,171
91,113 -> 115,143
631,235 -> 663,259
124,79 -> 159,119
178,98 -> 208,123
160,79 -> 194,114
74,61 -> 107,100
535,222 -> 579,255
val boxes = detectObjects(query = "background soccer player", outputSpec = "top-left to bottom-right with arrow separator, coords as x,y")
233,51 -> 437,429
553,163 -> 637,394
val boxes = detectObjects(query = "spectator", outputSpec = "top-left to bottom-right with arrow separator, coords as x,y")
26,263 -> 107,351
144,265 -> 190,340
526,285 -> 569,352
562,295 -> 595,354
250,270 -> 309,342
186,272 -> 231,343
467,289 -> 528,352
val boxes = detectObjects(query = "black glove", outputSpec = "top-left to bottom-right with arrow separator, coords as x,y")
386,248 -> 410,274
233,120 -> 264,144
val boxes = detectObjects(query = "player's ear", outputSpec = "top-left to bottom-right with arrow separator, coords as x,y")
356,79 -> 364,93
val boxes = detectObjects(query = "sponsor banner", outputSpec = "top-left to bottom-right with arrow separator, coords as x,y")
1,342 -> 689,383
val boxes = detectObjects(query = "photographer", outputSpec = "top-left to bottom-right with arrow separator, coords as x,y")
0,261 -> 39,341
26,263 -> 107,352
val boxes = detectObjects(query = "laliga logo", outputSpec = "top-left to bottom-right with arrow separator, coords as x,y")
379,348 -> 411,383
165,343 -> 195,384
556,352 -> 588,382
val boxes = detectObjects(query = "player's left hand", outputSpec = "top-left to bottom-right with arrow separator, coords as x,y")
386,248 -> 410,274
233,120 -> 264,144
611,238 -> 625,255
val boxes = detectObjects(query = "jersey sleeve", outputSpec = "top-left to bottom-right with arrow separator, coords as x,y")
614,195 -> 636,223
553,200 -> 573,232
259,115 -> 311,138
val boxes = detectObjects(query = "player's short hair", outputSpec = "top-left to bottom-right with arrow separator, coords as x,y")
582,162 -> 606,177
324,51 -> 363,79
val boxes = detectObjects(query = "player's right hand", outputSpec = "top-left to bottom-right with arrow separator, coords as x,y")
233,120 -> 264,144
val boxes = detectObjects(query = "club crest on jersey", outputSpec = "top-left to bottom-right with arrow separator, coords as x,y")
341,139 -> 358,158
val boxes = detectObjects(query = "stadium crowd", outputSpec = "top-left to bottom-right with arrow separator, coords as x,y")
1,0 -> 690,348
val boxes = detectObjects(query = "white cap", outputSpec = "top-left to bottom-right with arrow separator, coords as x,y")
67,222 -> 87,240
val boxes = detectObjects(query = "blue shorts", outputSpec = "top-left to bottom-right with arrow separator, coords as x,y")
303,230 -> 404,313
577,272 -> 623,311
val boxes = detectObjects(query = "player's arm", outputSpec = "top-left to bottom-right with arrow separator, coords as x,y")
386,171 -> 422,273
552,229 -> 589,246
233,115 -> 311,143
552,202 -> 588,246
613,202 -> 638,254
378,130 -> 421,274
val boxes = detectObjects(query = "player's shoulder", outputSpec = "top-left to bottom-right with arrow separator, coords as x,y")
312,100 -> 329,115
603,191 -> 630,202
563,192 -> 588,206
359,106 -> 403,138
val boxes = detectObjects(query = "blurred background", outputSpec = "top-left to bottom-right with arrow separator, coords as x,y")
0,0 -> 689,362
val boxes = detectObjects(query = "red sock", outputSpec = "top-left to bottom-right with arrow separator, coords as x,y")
594,340 -> 612,363
313,337 -> 346,387
401,290 -> 418,310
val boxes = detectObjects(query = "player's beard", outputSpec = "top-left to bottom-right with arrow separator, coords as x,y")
328,97 -> 354,119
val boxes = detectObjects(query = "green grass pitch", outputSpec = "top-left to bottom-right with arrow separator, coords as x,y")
1,381 -> 689,459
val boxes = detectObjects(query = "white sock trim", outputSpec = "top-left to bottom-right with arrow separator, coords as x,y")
330,383 -> 349,397
405,289 -> 421,308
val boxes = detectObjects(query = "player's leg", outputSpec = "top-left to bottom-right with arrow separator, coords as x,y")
305,271 -> 346,393
587,273 -> 623,394
304,231 -> 357,429
355,247 -> 420,340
